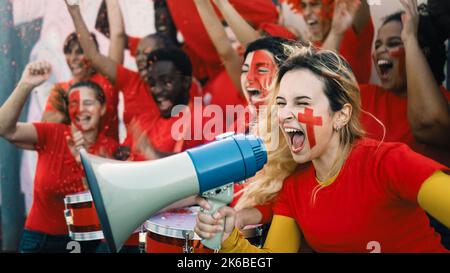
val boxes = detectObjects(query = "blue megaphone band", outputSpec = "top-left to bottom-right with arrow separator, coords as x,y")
186,134 -> 267,193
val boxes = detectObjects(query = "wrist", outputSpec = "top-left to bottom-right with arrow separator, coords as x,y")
402,34 -> 419,48
17,81 -> 35,92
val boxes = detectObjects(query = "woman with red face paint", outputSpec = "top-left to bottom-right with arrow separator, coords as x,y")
42,5 -> 121,141
283,0 -> 373,84
193,44 -> 450,253
0,61 -> 120,252
359,1 -> 450,167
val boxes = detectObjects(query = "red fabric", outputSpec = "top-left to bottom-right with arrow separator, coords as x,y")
25,123 -> 119,235
43,73 -> 119,141
258,23 -> 297,40
339,18 -> 374,84
166,0 -> 278,81
116,64 -> 209,153
360,84 -> 450,167
273,138 -> 448,253
203,70 -> 247,128
127,36 -> 141,57
314,18 -> 374,84
254,204 -> 274,224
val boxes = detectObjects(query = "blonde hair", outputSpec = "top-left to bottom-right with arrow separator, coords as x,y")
235,44 -> 365,210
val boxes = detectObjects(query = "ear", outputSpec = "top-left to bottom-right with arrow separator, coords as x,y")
333,103 -> 352,130
100,104 -> 107,117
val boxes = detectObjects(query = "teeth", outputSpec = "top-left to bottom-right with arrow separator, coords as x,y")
377,59 -> 391,66
307,19 -> 317,25
284,128 -> 301,133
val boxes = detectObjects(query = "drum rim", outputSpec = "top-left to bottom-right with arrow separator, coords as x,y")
69,230 -> 104,241
64,192 -> 93,204
144,221 -> 202,241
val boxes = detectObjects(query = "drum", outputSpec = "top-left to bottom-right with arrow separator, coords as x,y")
64,191 -> 104,241
145,206 -> 266,253
145,206 -> 212,253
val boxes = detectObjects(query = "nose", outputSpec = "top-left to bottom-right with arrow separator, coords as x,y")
152,83 -> 163,95
375,43 -> 388,56
277,105 -> 295,124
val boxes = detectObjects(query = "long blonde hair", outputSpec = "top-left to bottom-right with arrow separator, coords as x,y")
235,44 -> 365,210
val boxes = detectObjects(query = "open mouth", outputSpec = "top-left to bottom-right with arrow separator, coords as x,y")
284,127 -> 306,153
75,115 -> 92,127
307,19 -> 318,27
246,88 -> 261,98
377,59 -> 393,80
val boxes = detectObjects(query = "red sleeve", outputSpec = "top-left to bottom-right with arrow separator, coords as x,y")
127,36 -> 141,57
254,204 -> 273,224
115,64 -> 139,91
340,18 -> 374,84
272,177 -> 295,218
376,143 -> 449,203
115,64 -> 159,124
258,23 -> 297,40
32,122 -> 63,152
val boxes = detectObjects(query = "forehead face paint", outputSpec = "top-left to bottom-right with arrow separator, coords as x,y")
246,50 -> 277,107
69,89 -> 82,131
298,107 -> 323,149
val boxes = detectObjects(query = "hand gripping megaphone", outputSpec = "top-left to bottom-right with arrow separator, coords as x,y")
79,134 -> 267,252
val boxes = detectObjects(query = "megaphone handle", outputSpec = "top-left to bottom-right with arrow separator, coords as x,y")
201,199 -> 227,250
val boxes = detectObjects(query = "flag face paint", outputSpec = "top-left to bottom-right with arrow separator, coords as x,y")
297,107 -> 323,149
69,89 -> 82,131
246,50 -> 277,108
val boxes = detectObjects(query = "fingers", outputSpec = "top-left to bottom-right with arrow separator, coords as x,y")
195,196 -> 212,211
28,61 -> 52,76
195,208 -> 223,239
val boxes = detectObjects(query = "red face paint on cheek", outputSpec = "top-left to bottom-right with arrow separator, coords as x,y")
297,107 -> 323,149
69,90 -> 82,131
389,47 -> 406,79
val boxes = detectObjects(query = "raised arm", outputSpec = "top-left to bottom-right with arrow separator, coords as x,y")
352,0 -> 370,35
193,0 -> 242,93
65,0 -> 118,83
106,0 -> 126,64
400,0 -> 450,147
212,0 -> 261,48
0,61 -> 51,150
322,0 -> 361,52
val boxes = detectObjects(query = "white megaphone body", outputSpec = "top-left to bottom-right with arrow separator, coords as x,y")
80,134 -> 267,252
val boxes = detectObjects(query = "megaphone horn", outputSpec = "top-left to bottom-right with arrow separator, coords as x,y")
80,134 -> 267,252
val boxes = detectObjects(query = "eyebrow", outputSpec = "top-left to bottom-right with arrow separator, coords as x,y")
294,96 -> 311,100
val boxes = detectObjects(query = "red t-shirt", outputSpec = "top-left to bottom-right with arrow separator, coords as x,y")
315,19 -> 374,84
360,84 -> 450,167
273,138 -> 448,253
43,73 -> 119,141
25,123 -> 119,235
116,64 -> 209,153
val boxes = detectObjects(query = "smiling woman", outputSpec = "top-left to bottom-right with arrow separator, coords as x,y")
41,32 -> 120,142
0,62 -> 119,252
194,44 -> 450,253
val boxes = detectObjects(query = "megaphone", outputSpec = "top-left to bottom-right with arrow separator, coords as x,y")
80,134 -> 267,252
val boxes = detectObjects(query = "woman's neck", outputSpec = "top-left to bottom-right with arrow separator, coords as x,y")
312,134 -> 347,182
